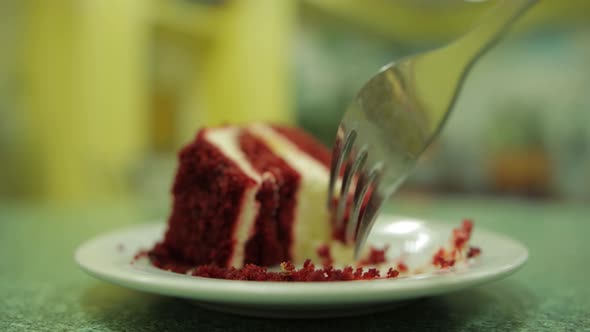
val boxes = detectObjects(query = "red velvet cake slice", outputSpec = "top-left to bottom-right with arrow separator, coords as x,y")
147,123 -> 482,280
149,124 -> 341,269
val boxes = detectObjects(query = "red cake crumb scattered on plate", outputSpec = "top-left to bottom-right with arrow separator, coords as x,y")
433,220 -> 481,269
467,246 -> 482,258
141,219 -> 482,282
316,244 -> 333,267
359,246 -> 389,266
189,259 -> 396,282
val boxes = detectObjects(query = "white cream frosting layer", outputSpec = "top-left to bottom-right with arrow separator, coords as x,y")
248,124 -> 332,262
205,127 -> 261,268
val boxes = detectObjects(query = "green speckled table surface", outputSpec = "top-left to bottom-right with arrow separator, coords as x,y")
1,196 -> 589,331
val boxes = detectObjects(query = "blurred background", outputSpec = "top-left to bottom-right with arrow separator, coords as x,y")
1,0 -> 589,208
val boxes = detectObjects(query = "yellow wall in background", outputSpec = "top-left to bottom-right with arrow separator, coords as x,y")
20,0 -> 295,203
24,0 -> 148,202
12,0 -> 590,203
198,0 -> 295,127
159,0 -> 296,142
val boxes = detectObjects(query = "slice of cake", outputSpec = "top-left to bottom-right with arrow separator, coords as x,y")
149,124 -> 343,269
147,123 -> 481,278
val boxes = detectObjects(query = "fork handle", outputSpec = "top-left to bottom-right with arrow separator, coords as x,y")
412,0 -> 536,134
446,0 -> 537,67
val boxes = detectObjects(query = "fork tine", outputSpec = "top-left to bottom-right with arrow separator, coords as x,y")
327,125 -> 345,208
346,162 -> 383,244
335,145 -> 368,230
345,169 -> 368,244
328,127 -> 356,210
351,163 -> 385,259
354,194 -> 384,259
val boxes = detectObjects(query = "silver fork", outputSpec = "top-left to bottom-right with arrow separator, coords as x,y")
328,0 -> 537,259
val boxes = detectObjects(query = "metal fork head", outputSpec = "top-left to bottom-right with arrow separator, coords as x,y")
328,0 -> 536,260
328,83 -> 420,259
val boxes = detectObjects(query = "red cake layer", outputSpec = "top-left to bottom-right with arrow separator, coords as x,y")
150,129 -> 258,267
239,130 -> 300,266
149,125 -> 334,269
271,126 -> 331,167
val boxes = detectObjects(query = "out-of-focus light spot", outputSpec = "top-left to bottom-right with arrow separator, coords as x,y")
403,233 -> 431,253
384,220 -> 421,235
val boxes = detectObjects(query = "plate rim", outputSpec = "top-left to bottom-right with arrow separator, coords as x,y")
75,215 -> 529,305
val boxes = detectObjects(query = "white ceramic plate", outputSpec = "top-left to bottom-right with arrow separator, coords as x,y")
75,214 -> 528,318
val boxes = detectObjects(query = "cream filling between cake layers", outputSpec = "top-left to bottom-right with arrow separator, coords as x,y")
248,124 -> 332,262
205,127 -> 261,268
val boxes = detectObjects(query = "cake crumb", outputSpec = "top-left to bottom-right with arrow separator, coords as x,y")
358,246 -> 389,266
316,244 -> 333,267
189,259 -> 396,281
396,262 -> 408,273
467,246 -> 482,258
